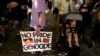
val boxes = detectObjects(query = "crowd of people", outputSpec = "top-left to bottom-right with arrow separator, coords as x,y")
46,0 -> 100,55
0,0 -> 100,56
0,0 -> 46,53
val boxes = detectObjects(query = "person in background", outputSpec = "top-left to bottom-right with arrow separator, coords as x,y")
72,0 -> 83,12
52,0 -> 59,29
0,19 -> 5,47
27,0 -> 32,19
0,0 -> 11,46
89,0 -> 100,48
57,0 -> 73,36
7,0 -> 28,42
56,0 -> 73,44
79,0 -> 83,4
0,19 -> 5,54
78,0 -> 94,38
0,0 -> 12,53
47,0 -> 53,13
56,0 -> 73,55
30,0 -> 46,36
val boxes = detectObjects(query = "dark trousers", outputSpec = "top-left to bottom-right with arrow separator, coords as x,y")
91,20 -> 100,43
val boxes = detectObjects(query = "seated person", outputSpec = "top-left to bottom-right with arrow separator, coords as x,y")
66,19 -> 80,47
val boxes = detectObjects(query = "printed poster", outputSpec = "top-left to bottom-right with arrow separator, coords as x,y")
20,31 -> 52,52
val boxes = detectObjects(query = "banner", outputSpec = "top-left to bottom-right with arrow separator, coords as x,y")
20,31 -> 52,52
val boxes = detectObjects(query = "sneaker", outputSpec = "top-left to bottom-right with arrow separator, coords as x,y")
75,43 -> 80,47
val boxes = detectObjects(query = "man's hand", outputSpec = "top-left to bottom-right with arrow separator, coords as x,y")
27,8 -> 32,14
34,25 -> 41,34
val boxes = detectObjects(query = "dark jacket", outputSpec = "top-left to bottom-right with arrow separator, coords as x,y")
9,0 -> 28,20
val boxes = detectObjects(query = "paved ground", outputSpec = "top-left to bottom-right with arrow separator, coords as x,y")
0,12 -> 100,56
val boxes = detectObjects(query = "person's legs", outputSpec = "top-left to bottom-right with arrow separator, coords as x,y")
13,20 -> 23,42
53,14 -> 58,27
0,18 -> 5,47
67,33 -> 72,47
55,14 -> 65,49
74,33 -> 80,47
89,19 -> 100,48
53,8 -> 59,28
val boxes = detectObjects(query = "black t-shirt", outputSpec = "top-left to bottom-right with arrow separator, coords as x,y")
79,4 -> 93,24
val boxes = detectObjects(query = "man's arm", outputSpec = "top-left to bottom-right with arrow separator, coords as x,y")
38,12 -> 45,27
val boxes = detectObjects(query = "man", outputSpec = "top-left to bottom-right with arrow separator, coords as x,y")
7,0 -> 28,42
0,0 -> 9,46
0,0 -> 11,53
0,19 -> 5,47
